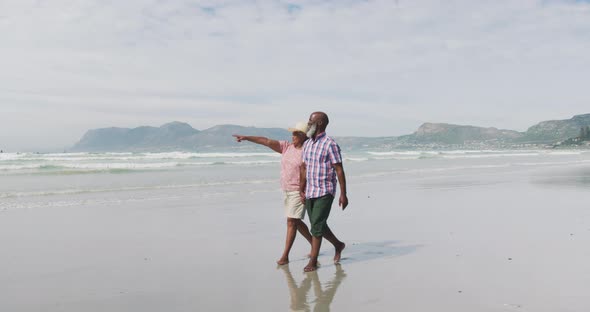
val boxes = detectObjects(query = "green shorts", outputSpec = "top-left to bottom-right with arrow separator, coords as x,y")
305,194 -> 334,237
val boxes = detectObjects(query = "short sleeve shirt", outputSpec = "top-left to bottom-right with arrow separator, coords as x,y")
302,132 -> 343,199
279,141 -> 304,191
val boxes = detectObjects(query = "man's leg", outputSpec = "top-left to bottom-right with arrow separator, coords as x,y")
305,235 -> 322,272
277,218 -> 298,265
322,225 -> 346,264
304,197 -> 321,272
304,195 -> 334,272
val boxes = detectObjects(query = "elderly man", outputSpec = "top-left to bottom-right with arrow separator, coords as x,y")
299,111 -> 348,272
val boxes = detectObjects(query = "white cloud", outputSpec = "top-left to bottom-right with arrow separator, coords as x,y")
1,0 -> 590,150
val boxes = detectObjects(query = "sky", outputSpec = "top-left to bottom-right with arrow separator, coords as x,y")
1,0 -> 590,151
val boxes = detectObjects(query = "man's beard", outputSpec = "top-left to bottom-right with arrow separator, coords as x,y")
307,123 -> 317,138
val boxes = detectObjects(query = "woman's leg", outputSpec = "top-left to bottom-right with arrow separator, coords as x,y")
277,218 -> 298,265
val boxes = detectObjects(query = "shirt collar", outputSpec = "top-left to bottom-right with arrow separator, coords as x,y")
312,132 -> 327,142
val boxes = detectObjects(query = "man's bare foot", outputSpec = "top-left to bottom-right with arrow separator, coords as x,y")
334,242 -> 346,264
276,257 -> 289,265
304,259 -> 319,272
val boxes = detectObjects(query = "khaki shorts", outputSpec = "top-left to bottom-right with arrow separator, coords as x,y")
284,191 -> 306,219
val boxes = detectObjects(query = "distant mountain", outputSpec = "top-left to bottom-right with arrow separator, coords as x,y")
71,113 -> 590,151
519,113 -> 590,143
71,122 -> 290,152
397,123 -> 523,145
392,114 -> 590,146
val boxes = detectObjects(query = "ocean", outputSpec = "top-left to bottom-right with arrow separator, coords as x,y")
2,149 -> 589,211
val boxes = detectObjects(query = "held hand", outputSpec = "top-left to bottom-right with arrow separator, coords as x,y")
339,194 -> 348,210
299,191 -> 306,204
232,134 -> 245,142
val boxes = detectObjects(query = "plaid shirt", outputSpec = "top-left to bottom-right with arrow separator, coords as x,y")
302,132 -> 343,199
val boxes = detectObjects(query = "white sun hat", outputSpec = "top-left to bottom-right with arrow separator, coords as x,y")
287,121 -> 308,134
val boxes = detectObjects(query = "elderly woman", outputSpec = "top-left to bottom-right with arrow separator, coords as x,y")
233,122 -> 312,265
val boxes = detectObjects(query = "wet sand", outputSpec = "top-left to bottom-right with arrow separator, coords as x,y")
1,162 -> 590,311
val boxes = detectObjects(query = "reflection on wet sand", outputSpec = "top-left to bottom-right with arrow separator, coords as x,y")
340,240 -> 421,264
531,167 -> 590,188
279,264 -> 346,312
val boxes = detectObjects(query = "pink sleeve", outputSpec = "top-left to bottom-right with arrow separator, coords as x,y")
279,141 -> 289,154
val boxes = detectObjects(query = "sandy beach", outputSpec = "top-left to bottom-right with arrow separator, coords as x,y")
2,151 -> 590,311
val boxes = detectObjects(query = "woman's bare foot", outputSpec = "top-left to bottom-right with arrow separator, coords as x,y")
334,242 -> 345,264
276,257 -> 289,265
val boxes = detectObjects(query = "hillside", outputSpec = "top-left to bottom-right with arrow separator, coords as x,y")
519,113 -> 590,143
397,123 -> 523,145
71,113 -> 590,151
72,122 -> 291,152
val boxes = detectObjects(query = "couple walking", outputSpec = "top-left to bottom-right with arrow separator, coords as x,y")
233,111 -> 348,272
